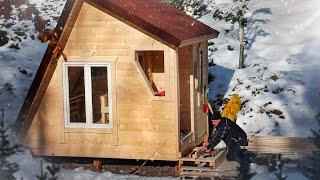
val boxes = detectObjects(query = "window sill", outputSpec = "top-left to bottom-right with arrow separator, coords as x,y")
64,127 -> 113,134
133,56 -> 171,102
151,95 -> 171,102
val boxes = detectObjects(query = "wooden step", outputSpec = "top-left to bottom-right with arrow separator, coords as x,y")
180,166 -> 238,178
180,157 -> 215,163
179,148 -> 230,179
181,166 -> 215,172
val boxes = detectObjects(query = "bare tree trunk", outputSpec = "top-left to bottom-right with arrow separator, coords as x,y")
239,0 -> 245,69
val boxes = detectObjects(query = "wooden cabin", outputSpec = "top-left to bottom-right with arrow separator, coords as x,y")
14,0 -> 219,161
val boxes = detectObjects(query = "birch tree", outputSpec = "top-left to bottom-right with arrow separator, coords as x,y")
213,0 -> 249,69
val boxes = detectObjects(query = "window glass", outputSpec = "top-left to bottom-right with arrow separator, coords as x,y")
91,67 -> 110,124
68,66 -> 86,123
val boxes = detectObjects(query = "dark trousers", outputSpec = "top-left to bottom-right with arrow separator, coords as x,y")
224,136 -> 252,179
224,136 -> 242,161
223,137 -> 252,180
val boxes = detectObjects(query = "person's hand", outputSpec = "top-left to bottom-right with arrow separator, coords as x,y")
203,141 -> 209,146
203,135 -> 208,146
198,146 -> 208,152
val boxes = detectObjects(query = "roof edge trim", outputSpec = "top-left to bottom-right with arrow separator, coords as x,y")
179,32 -> 219,47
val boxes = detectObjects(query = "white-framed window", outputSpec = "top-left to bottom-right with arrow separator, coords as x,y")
63,62 -> 112,128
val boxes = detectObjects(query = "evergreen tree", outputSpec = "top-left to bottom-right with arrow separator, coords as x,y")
166,0 -> 209,18
36,160 -> 48,180
0,109 -> 22,180
47,162 -> 60,180
306,112 -> 320,179
212,0 -> 249,69
35,159 -> 61,180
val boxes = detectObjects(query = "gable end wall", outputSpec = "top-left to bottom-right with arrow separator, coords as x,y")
26,2 -> 179,160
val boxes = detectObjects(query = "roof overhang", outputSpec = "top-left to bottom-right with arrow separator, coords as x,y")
179,33 -> 219,47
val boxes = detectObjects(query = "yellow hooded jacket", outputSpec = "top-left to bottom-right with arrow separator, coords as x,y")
221,94 -> 241,122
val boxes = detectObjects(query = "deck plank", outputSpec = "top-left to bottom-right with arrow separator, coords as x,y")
243,136 -> 317,154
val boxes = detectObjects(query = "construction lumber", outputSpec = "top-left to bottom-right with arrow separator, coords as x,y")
243,136 -> 317,154
179,148 -> 232,179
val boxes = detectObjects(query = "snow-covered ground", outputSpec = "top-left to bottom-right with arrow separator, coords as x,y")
250,162 -> 309,180
0,0 -> 65,128
202,0 -> 320,137
1,0 -> 320,179
11,151 -> 176,180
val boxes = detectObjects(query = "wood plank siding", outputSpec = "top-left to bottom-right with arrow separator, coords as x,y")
25,2 -> 179,161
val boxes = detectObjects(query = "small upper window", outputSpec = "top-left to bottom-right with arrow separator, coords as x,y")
136,51 -> 165,96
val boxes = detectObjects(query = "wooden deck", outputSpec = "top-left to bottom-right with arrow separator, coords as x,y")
243,136 -> 317,154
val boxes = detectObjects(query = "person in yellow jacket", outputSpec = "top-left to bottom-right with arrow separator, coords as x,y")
221,94 -> 241,122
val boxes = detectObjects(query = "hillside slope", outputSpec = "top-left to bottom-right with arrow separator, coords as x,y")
202,0 -> 320,137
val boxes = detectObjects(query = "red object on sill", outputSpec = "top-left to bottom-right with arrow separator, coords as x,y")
155,91 -> 165,96
203,103 -> 209,113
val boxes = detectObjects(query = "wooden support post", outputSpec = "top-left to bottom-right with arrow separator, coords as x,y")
175,161 -> 181,177
93,159 -> 102,171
